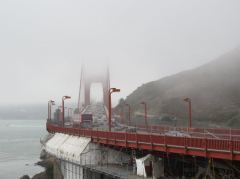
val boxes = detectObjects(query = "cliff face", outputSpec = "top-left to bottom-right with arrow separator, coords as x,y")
119,48 -> 240,127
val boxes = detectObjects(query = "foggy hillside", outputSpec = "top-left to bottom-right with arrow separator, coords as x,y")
118,48 -> 240,128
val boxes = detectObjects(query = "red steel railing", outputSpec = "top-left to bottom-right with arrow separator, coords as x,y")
46,123 -> 240,161
137,125 -> 240,140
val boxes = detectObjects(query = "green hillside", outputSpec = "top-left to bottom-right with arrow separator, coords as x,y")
116,48 -> 240,128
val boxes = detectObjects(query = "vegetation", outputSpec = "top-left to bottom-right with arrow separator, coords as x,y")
115,48 -> 240,128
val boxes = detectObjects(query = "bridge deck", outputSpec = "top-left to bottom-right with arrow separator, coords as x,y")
47,123 -> 240,161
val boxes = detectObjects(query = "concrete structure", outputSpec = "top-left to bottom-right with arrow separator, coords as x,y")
46,64 -> 240,178
44,133 -> 140,179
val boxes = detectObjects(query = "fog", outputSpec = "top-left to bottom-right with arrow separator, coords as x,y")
0,0 -> 240,106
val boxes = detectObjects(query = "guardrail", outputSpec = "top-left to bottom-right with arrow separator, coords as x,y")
47,123 -> 240,161
135,125 -> 240,140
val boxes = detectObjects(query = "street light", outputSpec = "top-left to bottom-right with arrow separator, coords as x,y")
125,103 -> 131,126
184,97 -> 192,129
108,88 -> 120,132
48,100 -> 55,120
62,96 -> 71,127
141,102 -> 148,131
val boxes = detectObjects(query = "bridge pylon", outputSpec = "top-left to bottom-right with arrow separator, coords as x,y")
77,63 -> 110,111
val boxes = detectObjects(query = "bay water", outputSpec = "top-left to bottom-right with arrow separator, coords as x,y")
0,119 -> 46,179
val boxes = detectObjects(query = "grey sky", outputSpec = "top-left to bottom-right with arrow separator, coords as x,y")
0,0 -> 240,105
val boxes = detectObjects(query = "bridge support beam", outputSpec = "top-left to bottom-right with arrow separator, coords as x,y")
80,65 -> 110,110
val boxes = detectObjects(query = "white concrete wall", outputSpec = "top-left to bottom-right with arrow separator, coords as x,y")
80,143 -> 130,166
44,133 -> 130,179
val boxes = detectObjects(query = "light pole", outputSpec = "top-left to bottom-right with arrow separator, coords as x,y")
184,97 -> 192,129
48,100 -> 55,120
141,102 -> 148,131
125,103 -> 131,126
108,88 -> 120,132
62,96 -> 71,127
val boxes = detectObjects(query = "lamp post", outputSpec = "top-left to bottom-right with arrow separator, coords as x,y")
184,97 -> 192,129
62,96 -> 71,127
108,88 -> 120,132
48,100 -> 55,120
141,102 -> 148,131
125,103 -> 131,126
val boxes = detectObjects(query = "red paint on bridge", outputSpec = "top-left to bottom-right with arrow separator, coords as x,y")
46,123 -> 240,161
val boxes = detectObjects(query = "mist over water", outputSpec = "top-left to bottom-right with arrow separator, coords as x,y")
0,0 -> 239,178
1,0 -> 240,106
0,119 -> 46,179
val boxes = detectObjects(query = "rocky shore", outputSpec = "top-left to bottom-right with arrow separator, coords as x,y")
20,134 -> 63,179
20,149 -> 63,179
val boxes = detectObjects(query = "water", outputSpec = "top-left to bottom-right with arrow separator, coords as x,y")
0,119 -> 47,179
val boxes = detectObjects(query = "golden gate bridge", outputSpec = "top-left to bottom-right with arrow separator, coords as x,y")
45,64 -> 240,178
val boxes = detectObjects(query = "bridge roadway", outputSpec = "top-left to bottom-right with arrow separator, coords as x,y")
47,104 -> 240,161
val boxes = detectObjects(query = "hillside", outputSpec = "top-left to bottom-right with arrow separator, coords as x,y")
116,48 -> 240,128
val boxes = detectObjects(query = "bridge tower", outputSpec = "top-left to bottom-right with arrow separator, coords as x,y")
78,63 -> 110,111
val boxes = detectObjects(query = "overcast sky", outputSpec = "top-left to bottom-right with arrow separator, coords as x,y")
0,0 -> 240,106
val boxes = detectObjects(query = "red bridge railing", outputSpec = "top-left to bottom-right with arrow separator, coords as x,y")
46,123 -> 240,161
137,125 -> 240,140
